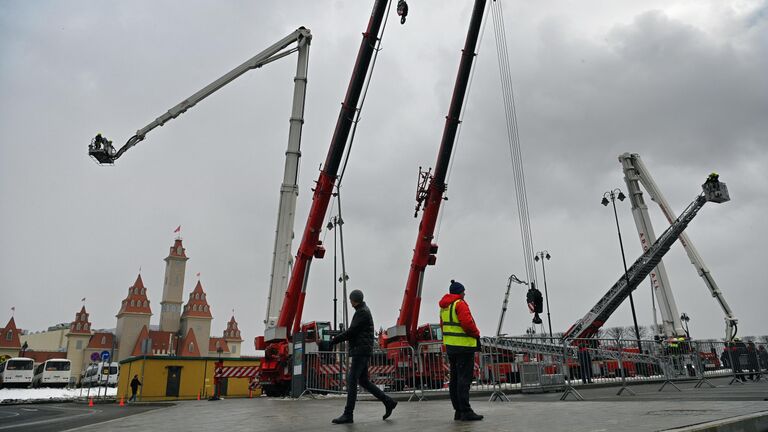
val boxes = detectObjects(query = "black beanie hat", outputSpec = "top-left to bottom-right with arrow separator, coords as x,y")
449,280 -> 465,294
349,289 -> 364,303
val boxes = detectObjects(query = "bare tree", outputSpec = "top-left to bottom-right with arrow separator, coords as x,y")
605,326 -> 627,340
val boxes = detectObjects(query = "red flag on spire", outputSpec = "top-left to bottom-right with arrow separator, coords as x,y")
196,272 -> 201,278
174,225 -> 181,233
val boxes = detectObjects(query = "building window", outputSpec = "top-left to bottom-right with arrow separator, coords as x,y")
101,336 -> 106,345
130,300 -> 135,307
230,345 -> 236,353
143,301 -> 148,308
204,305 -> 209,312
82,315 -> 87,322
76,323 -> 82,331
76,340 -> 82,349
189,343 -> 194,352
5,331 -> 11,341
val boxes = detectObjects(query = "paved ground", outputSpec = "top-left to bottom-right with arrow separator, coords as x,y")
0,403 -> 160,432
1,377 -> 765,431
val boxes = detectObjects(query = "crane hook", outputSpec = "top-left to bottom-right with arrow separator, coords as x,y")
397,0 -> 409,25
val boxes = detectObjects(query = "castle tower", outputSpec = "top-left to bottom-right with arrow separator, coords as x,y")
180,280 -> 212,353
115,274 -> 152,361
223,315 -> 243,357
65,306 -> 92,377
159,238 -> 188,333
0,317 -> 22,359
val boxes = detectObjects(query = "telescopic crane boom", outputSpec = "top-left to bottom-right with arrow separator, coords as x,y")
563,175 -> 730,340
255,0 -> 393,397
386,0 -> 487,348
619,153 -> 738,341
87,28 -> 312,332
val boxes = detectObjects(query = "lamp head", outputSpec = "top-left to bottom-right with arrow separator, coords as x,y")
601,197 -> 610,206
617,191 -> 626,201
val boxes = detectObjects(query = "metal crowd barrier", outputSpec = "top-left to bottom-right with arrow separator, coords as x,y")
300,336 -> 768,402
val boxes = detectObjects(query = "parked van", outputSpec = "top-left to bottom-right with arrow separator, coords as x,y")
81,362 -> 119,387
32,359 -> 71,388
0,357 -> 34,388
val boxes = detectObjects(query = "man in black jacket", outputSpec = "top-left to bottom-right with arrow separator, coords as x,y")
330,290 -> 397,424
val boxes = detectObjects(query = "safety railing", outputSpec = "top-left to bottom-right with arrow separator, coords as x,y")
300,336 -> 768,402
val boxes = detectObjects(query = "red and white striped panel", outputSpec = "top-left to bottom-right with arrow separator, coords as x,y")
215,365 -> 261,378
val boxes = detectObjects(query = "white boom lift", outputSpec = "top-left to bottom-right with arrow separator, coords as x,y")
619,153 -> 738,341
87,27 -> 312,329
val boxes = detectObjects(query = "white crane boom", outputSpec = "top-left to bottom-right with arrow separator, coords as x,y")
619,153 -> 738,341
86,28 -> 312,331
620,154 -> 685,338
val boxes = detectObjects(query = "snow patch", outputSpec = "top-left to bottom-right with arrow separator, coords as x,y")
0,387 -> 117,403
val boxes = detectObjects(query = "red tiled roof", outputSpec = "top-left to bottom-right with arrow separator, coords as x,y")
130,326 -> 151,357
181,281 -> 212,319
178,328 -> 200,357
208,337 -> 230,354
131,328 -> 178,356
167,238 -> 187,258
223,315 -> 243,341
23,351 -> 67,363
0,317 -> 22,349
69,306 -> 92,335
86,332 -> 114,349
118,274 -> 152,315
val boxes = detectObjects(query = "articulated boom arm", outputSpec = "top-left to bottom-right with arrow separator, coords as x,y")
88,27 -> 312,164
389,0 -> 487,346
620,153 -> 738,341
563,176 -> 730,340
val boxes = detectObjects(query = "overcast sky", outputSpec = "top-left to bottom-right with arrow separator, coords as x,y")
1,0 -> 766,354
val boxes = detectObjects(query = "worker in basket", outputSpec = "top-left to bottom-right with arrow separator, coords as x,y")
439,280 -> 484,421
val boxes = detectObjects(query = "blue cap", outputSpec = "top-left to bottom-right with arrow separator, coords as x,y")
449,280 -> 465,294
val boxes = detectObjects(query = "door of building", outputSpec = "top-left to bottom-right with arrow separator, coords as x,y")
166,366 -> 182,397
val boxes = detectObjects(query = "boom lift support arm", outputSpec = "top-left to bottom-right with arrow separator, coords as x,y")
563,175 -> 730,340
87,28 -> 312,335
619,153 -> 738,341
88,27 -> 312,164
387,0 -> 487,347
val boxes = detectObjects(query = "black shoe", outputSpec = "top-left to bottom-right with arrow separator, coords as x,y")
454,411 -> 461,421
460,411 -> 484,421
332,413 -> 353,424
383,399 -> 397,420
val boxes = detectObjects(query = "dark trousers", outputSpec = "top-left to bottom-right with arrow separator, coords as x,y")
344,356 -> 391,415
448,352 -> 474,414
129,387 -> 138,401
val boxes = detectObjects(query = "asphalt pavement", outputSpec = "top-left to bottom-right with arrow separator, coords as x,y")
0,403 -> 160,432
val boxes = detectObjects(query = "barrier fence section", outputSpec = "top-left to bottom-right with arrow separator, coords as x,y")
303,346 -> 418,399
300,336 -> 767,401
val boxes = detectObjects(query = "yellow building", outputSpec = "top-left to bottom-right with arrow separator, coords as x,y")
117,356 -> 261,401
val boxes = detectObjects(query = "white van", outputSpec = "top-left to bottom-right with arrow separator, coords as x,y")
32,359 -> 71,388
81,362 -> 119,387
0,357 -> 34,388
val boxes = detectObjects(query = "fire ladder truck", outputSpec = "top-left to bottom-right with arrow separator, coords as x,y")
619,153 -> 738,341
382,0 -> 487,390
478,174 -> 731,369
87,28 -> 312,335
254,0 -> 394,397
562,174 -> 730,341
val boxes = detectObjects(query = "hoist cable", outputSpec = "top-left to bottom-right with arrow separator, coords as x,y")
491,0 -> 538,289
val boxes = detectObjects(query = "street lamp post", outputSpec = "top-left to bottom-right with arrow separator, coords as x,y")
602,188 -> 642,352
534,251 -> 553,338
680,313 -> 691,338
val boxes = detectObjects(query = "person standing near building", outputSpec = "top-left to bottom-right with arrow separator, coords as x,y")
439,280 -> 483,422
330,290 -> 397,424
129,374 -> 142,402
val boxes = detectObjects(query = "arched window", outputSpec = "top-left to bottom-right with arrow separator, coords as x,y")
189,343 -> 194,352
81,315 -> 87,322
142,288 -> 146,295
101,336 -> 106,344
6,330 -> 13,341
130,300 -> 135,307
85,324 -> 89,330
143,300 -> 148,308
76,323 -> 81,331
195,293 -> 200,300
204,305 -> 209,312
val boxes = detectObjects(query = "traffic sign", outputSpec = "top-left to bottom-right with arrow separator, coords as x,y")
100,350 -> 110,362
90,352 -> 100,362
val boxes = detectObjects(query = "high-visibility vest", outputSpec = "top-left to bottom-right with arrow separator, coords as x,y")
440,300 -> 477,348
